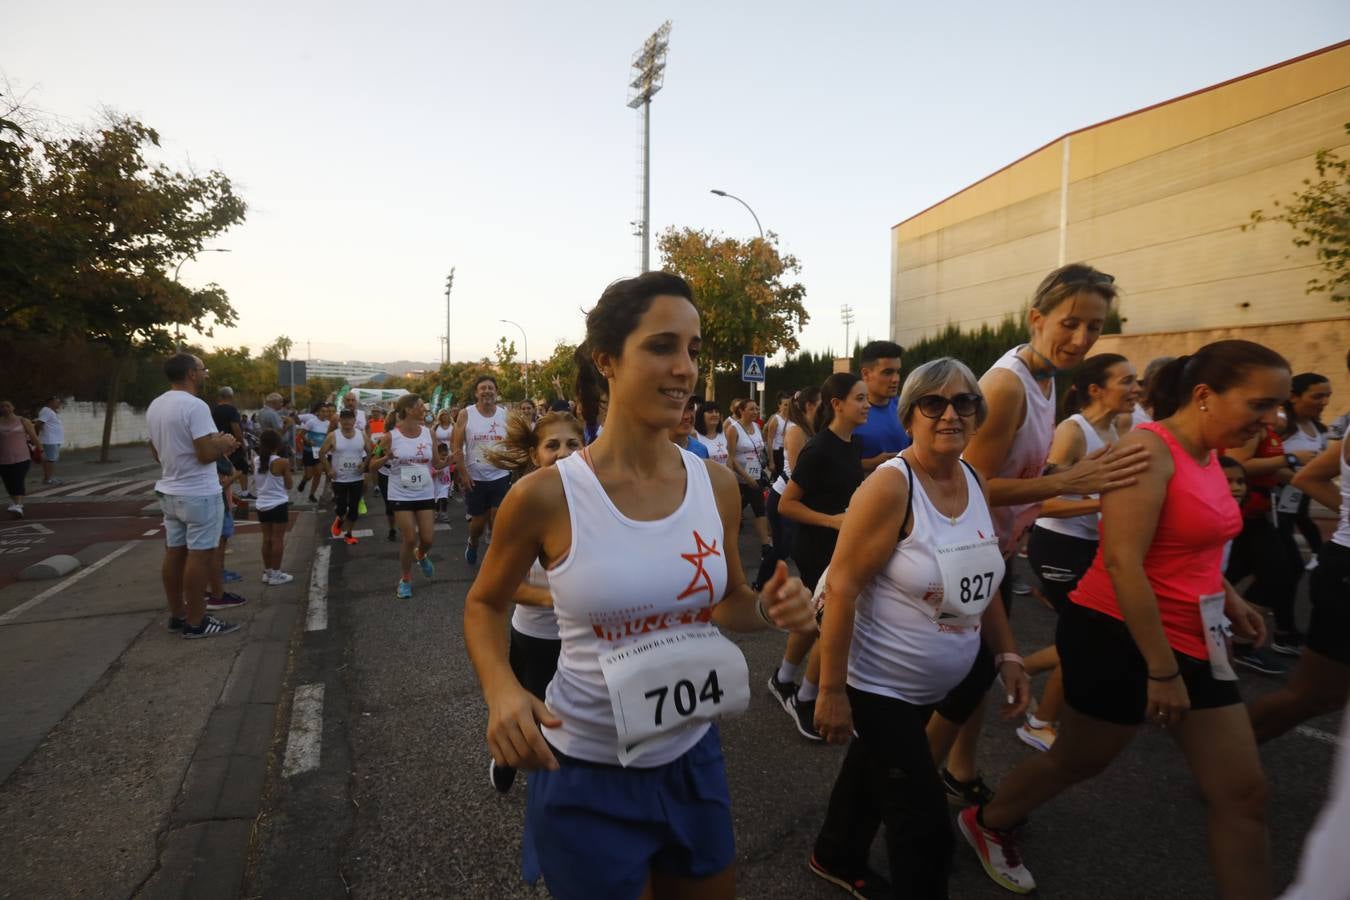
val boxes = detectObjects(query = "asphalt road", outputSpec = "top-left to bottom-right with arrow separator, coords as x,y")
251,496 -> 1343,899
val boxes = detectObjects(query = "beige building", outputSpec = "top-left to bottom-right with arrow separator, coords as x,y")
891,40 -> 1350,399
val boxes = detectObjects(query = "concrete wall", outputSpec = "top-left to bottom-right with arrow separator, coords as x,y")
1087,317 -> 1350,416
42,401 -> 150,450
892,41 -> 1350,348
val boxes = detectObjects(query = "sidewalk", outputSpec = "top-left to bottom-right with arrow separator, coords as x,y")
0,513 -> 318,899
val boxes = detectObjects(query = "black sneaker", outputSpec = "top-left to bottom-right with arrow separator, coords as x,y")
167,617 -> 186,632
942,768 -> 995,807
205,592 -> 248,610
790,694 -> 823,741
1233,644 -> 1288,675
808,854 -> 893,899
1270,631 -> 1305,657
489,757 -> 516,794
766,672 -> 797,713
183,614 -> 241,640
386,528 -> 397,542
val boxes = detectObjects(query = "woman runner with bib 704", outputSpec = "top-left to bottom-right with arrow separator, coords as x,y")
465,272 -> 815,900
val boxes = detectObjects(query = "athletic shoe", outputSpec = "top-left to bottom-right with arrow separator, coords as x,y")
1270,630 -> 1305,657
396,579 -> 413,600
942,768 -> 995,807
358,498 -> 367,515
958,806 -> 1036,894
1016,719 -> 1058,752
308,494 -> 318,503
386,528 -> 397,542
239,492 -> 256,500
206,592 -> 248,610
330,517 -> 343,538
261,570 -> 272,583
807,854 -> 892,899
416,551 -> 434,578
789,694 -> 823,741
266,571 -> 295,586
489,757 -> 516,793
8,504 -> 22,518
183,614 -> 242,640
766,672 -> 797,713
465,542 -> 479,566
43,477 -> 64,486
167,617 -> 187,632
222,569 -> 242,583
344,534 -> 359,545
1233,644 -> 1288,675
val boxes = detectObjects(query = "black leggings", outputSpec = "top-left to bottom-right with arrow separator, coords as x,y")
1226,513 -> 1303,632
813,688 -> 952,897
0,460 -> 29,499
333,481 -> 363,522
934,566 -> 1014,725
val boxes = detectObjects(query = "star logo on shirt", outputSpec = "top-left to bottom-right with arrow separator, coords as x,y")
677,531 -> 721,603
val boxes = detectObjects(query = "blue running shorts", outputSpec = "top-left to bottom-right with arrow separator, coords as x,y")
522,726 -> 734,899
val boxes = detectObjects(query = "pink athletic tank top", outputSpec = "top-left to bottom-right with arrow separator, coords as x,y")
1071,422 -> 1242,660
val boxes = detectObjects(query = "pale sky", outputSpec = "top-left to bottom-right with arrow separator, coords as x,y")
6,2 -> 1347,367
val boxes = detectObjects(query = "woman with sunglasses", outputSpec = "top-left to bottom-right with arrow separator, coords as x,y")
775,374 -> 869,740
809,359 -> 1029,898
926,263 -> 1150,808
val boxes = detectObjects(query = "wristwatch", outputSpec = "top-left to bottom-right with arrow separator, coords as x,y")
1285,453 -> 1298,467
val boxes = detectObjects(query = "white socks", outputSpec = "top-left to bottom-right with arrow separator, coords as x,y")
1027,714 -> 1052,729
776,658 -> 803,684
797,678 -> 819,703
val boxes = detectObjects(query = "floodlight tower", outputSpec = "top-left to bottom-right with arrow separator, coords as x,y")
444,267 -> 455,365
841,304 -> 856,355
628,21 -> 671,273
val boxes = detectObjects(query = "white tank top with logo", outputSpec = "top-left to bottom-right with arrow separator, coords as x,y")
980,346 -> 1055,555
1035,414 -> 1115,541
771,422 -> 801,496
847,457 -> 1006,705
770,413 -> 787,450
728,419 -> 766,481
465,405 -> 509,483
330,430 -> 368,484
386,426 -> 434,501
254,455 -> 290,512
697,431 -> 730,467
543,448 -> 734,767
511,561 -> 560,641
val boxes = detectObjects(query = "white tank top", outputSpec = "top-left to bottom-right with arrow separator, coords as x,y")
511,561 -> 560,641
771,422 -> 802,495
770,413 -> 787,450
465,405 -> 509,483
433,424 -> 454,446
331,430 -> 367,484
697,431 -> 729,466
1333,448 -> 1350,549
1282,424 -> 1327,456
254,455 -> 289,511
847,458 -> 1006,704
980,346 -> 1055,555
1035,414 -> 1115,541
543,448 -> 729,767
728,419 -> 765,478
386,426 -> 434,501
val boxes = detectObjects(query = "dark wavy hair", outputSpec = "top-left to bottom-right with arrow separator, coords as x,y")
1150,341 -> 1290,420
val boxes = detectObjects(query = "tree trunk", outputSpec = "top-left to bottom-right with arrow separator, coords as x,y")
99,355 -> 126,463
704,360 -> 716,401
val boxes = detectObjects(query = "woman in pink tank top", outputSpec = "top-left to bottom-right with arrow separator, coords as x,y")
961,341 -> 1290,898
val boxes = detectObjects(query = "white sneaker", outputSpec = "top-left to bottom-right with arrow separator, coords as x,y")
8,504 -> 22,518
266,571 -> 295,585
261,570 -> 273,584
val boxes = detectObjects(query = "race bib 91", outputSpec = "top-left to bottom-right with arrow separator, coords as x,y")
399,465 -> 428,489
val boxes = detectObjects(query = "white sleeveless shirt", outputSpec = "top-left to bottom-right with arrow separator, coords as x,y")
254,455 -> 289,512
770,413 -> 787,450
465,405 -> 509,483
847,458 -> 1006,704
1333,448 -> 1350,550
771,422 -> 802,496
697,431 -> 730,466
1035,414 -> 1115,541
728,419 -> 765,480
543,448 -> 730,767
386,426 -> 434,501
512,560 -> 560,641
330,430 -> 367,484
980,346 -> 1055,555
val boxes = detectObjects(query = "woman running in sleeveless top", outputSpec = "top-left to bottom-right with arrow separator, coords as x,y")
724,397 -> 775,586
1018,353 -> 1140,752
465,272 -> 815,900
481,411 -> 585,794
927,264 -> 1148,808
370,394 -> 446,600
318,408 -> 372,543
962,341 -> 1283,898
810,358 -> 1029,898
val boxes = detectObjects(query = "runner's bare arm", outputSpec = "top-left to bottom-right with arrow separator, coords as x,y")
1036,417 -> 1098,519
318,433 -> 337,480
450,408 -> 473,490
366,433 -> 391,472
1290,439 -> 1344,512
777,480 -> 844,530
1227,432 -> 1288,478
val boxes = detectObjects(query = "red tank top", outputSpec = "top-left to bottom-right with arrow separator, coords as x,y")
1237,426 -> 1283,517
1071,422 -> 1242,660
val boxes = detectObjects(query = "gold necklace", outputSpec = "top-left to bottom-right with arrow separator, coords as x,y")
905,451 -> 963,525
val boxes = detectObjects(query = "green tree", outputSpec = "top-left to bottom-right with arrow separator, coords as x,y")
493,337 -> 526,400
261,335 -> 295,361
658,227 -> 808,400
535,340 -> 579,402
1248,123 -> 1350,303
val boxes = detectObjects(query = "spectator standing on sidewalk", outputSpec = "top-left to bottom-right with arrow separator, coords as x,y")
35,397 -> 65,486
0,400 -> 40,518
212,387 -> 248,497
147,353 -> 243,639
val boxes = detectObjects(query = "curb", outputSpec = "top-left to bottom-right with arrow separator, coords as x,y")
139,512 -> 317,899
18,554 -> 81,581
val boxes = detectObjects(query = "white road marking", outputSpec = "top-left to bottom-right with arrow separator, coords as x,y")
282,683 -> 325,777
434,523 -> 452,532
104,479 -> 158,496
143,529 -> 159,537
0,523 -> 54,536
1295,725 -> 1342,747
306,545 -> 330,632
342,529 -> 373,539
0,542 -> 137,624
30,479 -> 115,497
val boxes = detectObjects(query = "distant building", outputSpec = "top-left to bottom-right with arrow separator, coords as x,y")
305,360 -> 388,385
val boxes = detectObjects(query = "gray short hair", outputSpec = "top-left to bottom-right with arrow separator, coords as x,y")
218,386 -> 234,398
265,392 -> 283,403
898,357 -> 988,429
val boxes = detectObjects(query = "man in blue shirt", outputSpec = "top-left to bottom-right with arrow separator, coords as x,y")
851,340 -> 911,472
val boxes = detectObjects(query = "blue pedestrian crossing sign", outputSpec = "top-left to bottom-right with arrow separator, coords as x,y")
741,354 -> 766,383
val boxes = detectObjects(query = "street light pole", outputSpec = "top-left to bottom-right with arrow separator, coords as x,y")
444,267 -> 455,365
172,248 -> 231,350
628,22 -> 672,273
500,319 -> 530,400
709,189 -> 763,240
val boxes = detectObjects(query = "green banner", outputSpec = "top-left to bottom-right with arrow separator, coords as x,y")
335,383 -> 351,404
430,386 -> 443,414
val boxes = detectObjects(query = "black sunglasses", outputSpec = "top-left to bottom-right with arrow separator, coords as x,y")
915,393 -> 982,419
1054,267 -> 1115,289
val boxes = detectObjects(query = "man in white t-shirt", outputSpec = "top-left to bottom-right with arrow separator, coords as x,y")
35,396 -> 65,485
147,353 -> 243,640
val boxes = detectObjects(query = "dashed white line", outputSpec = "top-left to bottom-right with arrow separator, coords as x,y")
143,529 -> 160,537
1296,725 -> 1342,747
306,545 -> 330,632
333,529 -> 373,539
282,683 -> 325,777
0,542 -> 137,624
